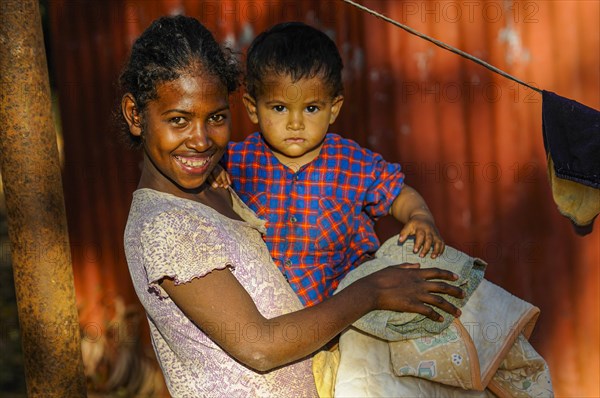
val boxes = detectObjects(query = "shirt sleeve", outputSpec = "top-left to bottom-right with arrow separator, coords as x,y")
363,151 -> 405,219
140,210 -> 233,298
220,144 -> 230,170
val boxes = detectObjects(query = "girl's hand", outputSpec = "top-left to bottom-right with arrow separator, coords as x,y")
398,214 -> 445,259
367,263 -> 464,321
208,164 -> 231,188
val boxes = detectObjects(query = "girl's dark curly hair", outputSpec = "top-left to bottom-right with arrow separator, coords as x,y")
118,15 -> 240,147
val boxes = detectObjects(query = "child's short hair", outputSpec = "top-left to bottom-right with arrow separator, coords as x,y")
245,22 -> 343,98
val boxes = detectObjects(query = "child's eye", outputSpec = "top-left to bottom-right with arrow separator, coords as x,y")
306,105 -> 319,113
273,105 -> 286,112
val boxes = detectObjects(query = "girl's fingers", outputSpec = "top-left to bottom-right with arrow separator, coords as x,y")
427,281 -> 464,299
395,262 -> 420,269
416,304 -> 444,322
434,300 -> 461,319
412,300 -> 459,322
420,267 -> 459,282
421,293 -> 462,318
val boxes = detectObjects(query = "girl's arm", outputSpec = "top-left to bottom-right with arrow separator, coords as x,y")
160,262 -> 462,372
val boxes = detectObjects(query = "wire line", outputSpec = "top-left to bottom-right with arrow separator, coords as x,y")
341,0 -> 542,93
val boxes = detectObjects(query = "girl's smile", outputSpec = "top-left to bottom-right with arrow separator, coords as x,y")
123,69 -> 231,199
174,154 -> 213,174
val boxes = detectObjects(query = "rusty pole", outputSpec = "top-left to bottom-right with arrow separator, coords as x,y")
0,1 -> 87,396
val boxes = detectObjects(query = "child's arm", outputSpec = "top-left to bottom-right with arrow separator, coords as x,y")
390,184 -> 445,258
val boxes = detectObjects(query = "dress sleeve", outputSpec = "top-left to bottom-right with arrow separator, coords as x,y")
363,152 -> 405,219
140,210 -> 233,298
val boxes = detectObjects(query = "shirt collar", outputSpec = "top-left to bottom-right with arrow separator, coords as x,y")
257,132 -> 330,173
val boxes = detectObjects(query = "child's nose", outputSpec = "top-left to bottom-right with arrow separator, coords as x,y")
287,111 -> 304,131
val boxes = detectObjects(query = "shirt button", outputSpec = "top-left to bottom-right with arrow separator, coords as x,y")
293,174 -> 299,181
284,259 -> 292,266
290,215 -> 297,223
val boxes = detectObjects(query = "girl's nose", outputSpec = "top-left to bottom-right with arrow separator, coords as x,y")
185,125 -> 210,150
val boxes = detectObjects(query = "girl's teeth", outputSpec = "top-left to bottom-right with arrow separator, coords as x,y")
178,157 -> 209,167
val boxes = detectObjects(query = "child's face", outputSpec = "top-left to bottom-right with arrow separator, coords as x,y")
243,74 -> 343,170
124,72 -> 231,197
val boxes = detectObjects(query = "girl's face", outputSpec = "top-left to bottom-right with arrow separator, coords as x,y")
126,71 -> 231,198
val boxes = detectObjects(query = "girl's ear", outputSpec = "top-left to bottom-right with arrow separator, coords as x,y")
122,94 -> 143,136
242,93 -> 259,124
329,95 -> 344,124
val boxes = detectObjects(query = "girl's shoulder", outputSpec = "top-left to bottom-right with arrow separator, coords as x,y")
130,189 -> 221,232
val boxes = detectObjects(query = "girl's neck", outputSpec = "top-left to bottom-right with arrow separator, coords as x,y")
196,186 -> 241,221
137,157 -> 241,220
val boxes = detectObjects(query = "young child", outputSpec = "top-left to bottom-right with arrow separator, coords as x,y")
222,22 -> 554,396
225,22 -> 445,306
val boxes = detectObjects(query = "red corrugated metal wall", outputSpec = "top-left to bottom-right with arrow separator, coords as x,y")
48,1 -> 599,396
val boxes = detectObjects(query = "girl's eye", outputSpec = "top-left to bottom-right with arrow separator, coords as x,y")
273,105 -> 286,112
209,114 -> 226,124
306,105 -> 319,113
169,117 -> 187,127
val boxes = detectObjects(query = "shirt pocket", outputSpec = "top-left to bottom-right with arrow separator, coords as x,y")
316,197 -> 354,252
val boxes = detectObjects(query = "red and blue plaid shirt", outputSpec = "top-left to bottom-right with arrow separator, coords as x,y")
225,132 -> 404,306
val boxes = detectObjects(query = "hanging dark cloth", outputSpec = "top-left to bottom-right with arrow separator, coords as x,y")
542,91 -> 600,234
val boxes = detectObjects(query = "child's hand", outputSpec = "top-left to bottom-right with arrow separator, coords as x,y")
208,164 -> 231,189
398,214 -> 445,259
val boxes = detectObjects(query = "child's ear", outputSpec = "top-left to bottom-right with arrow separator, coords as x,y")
242,93 -> 259,124
122,93 -> 143,136
329,95 -> 344,124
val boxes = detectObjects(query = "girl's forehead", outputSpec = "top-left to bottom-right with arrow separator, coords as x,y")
160,72 -> 226,95
155,73 -> 226,98
150,74 -> 229,112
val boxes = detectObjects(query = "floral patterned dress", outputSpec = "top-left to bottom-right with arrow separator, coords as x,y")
124,188 -> 318,397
